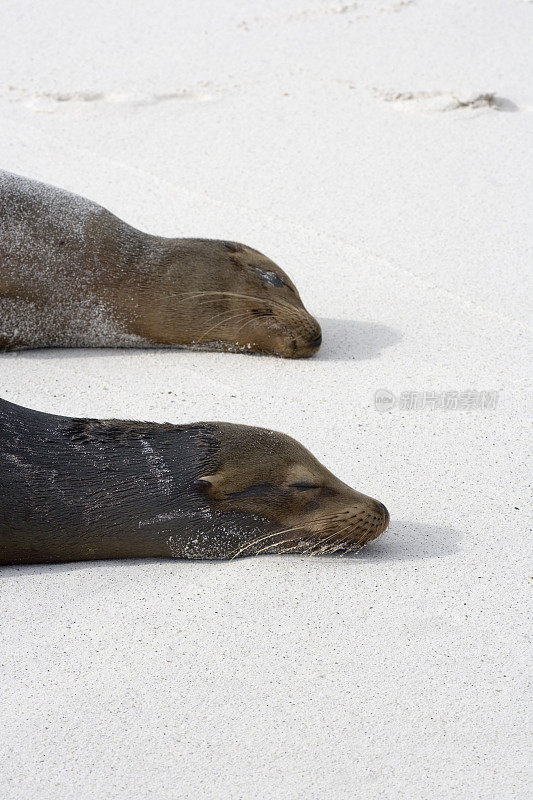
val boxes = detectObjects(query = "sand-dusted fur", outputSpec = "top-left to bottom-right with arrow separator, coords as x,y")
0,398 -> 388,565
0,171 -> 321,357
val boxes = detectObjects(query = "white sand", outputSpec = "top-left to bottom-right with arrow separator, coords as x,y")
0,1 -> 531,798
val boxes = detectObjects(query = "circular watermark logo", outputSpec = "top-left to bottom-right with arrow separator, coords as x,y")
374,389 -> 396,412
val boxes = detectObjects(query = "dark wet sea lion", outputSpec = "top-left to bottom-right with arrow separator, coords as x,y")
0,397 -> 389,565
0,170 -> 321,357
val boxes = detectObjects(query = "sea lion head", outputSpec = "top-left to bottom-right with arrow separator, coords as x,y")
195,423 -> 389,557
165,239 -> 322,358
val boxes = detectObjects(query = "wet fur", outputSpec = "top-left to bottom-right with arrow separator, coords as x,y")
0,399 -> 273,564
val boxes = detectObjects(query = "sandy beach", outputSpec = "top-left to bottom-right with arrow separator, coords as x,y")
0,1 -> 531,798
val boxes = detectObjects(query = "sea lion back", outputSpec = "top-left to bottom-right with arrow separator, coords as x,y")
0,171 -> 142,350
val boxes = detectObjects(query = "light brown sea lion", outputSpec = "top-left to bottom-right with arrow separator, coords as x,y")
0,397 -> 389,565
0,170 -> 321,357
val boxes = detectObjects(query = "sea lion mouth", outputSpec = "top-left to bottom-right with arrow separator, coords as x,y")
229,504 -> 390,559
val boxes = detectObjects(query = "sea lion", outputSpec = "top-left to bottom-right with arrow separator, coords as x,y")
0,397 -> 389,565
0,170 -> 321,357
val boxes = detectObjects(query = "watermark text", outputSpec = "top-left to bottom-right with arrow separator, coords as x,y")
374,389 -> 499,412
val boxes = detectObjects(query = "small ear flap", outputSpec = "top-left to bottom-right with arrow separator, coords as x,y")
194,473 -> 228,492
193,471 -> 238,499
194,477 -> 213,489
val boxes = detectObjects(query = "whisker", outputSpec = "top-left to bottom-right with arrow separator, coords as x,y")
198,310 -> 253,343
340,524 -> 372,557
195,306 -> 245,324
307,523 -> 353,556
231,315 -> 255,336
229,528 -> 305,560
192,310 -> 248,340
255,538 -> 295,555
230,515 -> 340,560
304,528 -> 342,556
174,290 -> 299,315
230,531 -> 284,559
328,534 -> 355,555
232,314 -> 258,338
281,541 -> 307,554
326,529 -> 358,555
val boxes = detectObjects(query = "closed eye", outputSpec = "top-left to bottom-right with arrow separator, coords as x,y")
290,482 -> 320,491
251,265 -> 294,292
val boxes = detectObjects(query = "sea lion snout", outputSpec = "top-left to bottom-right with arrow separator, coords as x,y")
264,314 -> 322,358
350,498 -> 390,544
291,319 -> 323,358
294,490 -> 390,552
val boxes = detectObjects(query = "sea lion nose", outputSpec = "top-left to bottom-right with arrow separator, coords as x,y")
376,501 -> 390,529
310,332 -> 322,347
